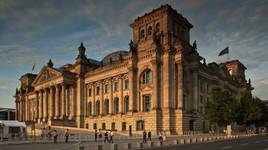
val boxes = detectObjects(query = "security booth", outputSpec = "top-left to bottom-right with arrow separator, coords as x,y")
0,120 -> 26,140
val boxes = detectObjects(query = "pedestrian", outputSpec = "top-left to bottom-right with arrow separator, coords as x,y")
98,129 -> 102,141
65,128 -> 70,143
148,130 -> 151,141
158,131 -> 163,146
104,131 -> 109,143
48,126 -> 52,140
109,130 -> 114,143
41,127 -> 45,140
162,131 -> 166,141
143,130 -> 147,143
94,130 -> 98,142
53,130 -> 58,143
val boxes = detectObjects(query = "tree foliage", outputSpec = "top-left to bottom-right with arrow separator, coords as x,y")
204,87 -> 239,127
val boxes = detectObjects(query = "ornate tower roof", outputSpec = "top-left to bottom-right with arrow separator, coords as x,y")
47,59 -> 54,68
75,42 -> 89,64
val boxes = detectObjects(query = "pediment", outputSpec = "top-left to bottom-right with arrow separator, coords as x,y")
32,67 -> 62,85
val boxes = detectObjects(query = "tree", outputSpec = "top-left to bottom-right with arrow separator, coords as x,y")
204,87 -> 239,127
237,92 -> 265,127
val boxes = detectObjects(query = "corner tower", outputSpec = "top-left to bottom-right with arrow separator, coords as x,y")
130,4 -> 193,50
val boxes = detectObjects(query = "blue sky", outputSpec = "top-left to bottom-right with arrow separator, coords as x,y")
0,0 -> 267,108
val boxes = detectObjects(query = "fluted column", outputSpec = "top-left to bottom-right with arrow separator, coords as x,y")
43,88 -> 48,121
49,86 -> 53,119
100,81 -> 103,115
35,91 -> 39,120
119,77 -> 123,113
69,85 -> 75,120
39,90 -> 43,119
177,61 -> 183,110
61,84 -> 66,118
66,85 -> 69,117
55,85 -> 59,119
109,79 -> 113,114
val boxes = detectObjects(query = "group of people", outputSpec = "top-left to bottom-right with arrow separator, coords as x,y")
40,126 -> 70,144
95,129 -> 114,143
142,130 -> 152,143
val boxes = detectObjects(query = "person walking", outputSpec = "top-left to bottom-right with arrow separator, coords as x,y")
158,131 -> 163,146
48,126 -> 52,141
65,128 -> 70,143
143,130 -> 147,143
94,130 -> 98,142
98,129 -> 102,141
109,130 -> 114,143
53,130 -> 58,143
104,131 -> 109,143
148,131 -> 151,141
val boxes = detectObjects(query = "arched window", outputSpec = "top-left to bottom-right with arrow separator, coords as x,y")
124,96 -> 129,113
147,26 -> 152,35
114,97 -> 119,114
104,99 -> 109,115
140,29 -> 145,39
88,102 -> 92,116
155,23 -> 160,33
141,69 -> 152,84
143,95 -> 151,112
96,100 -> 100,115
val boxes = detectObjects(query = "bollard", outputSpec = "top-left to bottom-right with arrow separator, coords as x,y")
198,137 -> 203,142
185,138 -> 191,144
137,143 -> 143,149
173,139 -> 178,145
180,139 -> 185,144
110,143 -> 118,150
147,141 -> 154,147
92,144 -> 102,150
191,138 -> 197,143
123,143 -> 131,149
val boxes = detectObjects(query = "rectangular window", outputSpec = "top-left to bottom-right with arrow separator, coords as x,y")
200,95 -> 203,104
111,122 -> 116,131
93,123 -> 97,130
114,82 -> 118,92
104,84 -> 109,93
86,124 -> 89,129
96,86 -> 100,95
122,122 -> 126,131
136,120 -> 144,131
102,123 -> 106,130
89,88 -> 92,97
143,95 -> 151,112
124,79 -> 129,90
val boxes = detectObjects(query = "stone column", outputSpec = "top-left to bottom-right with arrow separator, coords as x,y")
100,81 -> 103,115
39,91 -> 43,119
43,89 -> 48,121
192,70 -> 198,112
35,91 -> 39,120
92,84 -> 96,115
49,86 -> 54,119
66,85 -> 70,117
119,77 -> 123,113
55,85 -> 59,119
61,84 -> 66,118
151,59 -> 158,110
109,79 -> 113,114
177,61 -> 183,110
69,85 -> 75,120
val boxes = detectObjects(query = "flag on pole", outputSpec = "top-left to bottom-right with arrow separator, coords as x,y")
218,47 -> 229,56
31,64 -> 35,72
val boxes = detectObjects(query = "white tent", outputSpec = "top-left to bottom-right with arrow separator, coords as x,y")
0,120 -> 26,139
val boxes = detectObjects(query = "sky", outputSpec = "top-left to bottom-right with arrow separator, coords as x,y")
0,0 -> 267,108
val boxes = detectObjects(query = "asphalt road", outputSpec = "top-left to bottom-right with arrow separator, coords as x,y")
1,135 -> 267,150
142,134 -> 268,150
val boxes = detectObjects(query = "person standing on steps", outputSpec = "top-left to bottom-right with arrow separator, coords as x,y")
148,130 -> 151,141
65,128 -> 70,143
53,130 -> 58,144
94,130 -> 98,142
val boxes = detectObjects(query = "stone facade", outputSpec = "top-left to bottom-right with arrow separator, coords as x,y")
14,4 -> 253,135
